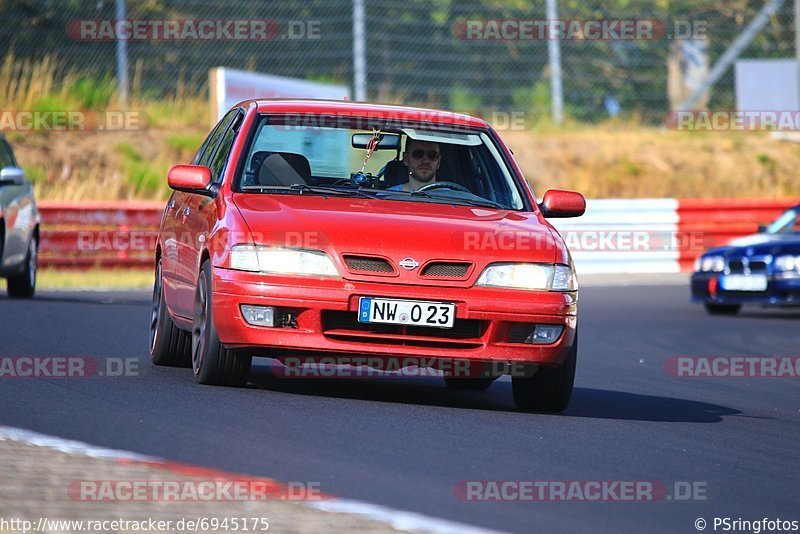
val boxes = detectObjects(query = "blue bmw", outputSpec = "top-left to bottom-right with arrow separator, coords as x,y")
691,204 -> 800,314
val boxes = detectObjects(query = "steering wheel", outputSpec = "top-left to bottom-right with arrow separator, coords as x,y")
417,181 -> 471,194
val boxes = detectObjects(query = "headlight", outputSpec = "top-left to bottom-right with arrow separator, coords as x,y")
229,245 -> 340,277
774,255 -> 800,272
476,263 -> 576,291
698,255 -> 725,272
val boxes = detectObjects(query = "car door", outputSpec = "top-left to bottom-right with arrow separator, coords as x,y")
183,110 -> 243,295
168,110 -> 238,317
0,141 -> 31,270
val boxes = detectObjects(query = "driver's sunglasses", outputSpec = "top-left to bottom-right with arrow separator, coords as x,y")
410,149 -> 440,160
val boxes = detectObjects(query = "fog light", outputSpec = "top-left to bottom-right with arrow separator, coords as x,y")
525,325 -> 563,344
241,305 -> 276,327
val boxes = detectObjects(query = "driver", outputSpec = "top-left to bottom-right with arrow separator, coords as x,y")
388,138 -> 440,192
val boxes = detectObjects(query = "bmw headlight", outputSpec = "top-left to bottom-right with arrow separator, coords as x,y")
230,245 -> 340,277
476,263 -> 576,291
697,255 -> 725,273
774,255 -> 800,272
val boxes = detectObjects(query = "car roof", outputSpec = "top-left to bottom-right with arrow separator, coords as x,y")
246,99 -> 490,129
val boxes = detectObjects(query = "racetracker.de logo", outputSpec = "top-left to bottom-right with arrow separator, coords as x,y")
0,357 -> 140,378
452,19 -> 706,41
666,111 -> 800,131
68,480 -> 322,502
665,357 -> 800,378
0,110 -> 144,131
67,19 -> 320,41
454,480 -> 707,501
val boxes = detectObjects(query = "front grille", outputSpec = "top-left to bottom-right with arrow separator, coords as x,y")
420,262 -> 471,278
343,255 -> 394,274
728,259 -> 744,274
322,311 -> 487,340
727,257 -> 769,274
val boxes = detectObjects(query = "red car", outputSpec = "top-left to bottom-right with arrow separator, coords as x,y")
150,100 -> 585,412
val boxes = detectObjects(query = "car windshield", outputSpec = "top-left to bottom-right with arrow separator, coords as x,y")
766,208 -> 800,234
235,114 -> 525,210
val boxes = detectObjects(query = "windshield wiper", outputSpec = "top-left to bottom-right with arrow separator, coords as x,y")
391,189 -> 504,209
241,184 -> 380,200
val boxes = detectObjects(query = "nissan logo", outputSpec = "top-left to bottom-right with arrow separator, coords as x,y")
399,257 -> 419,271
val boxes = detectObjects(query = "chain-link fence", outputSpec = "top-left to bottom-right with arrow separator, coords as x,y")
0,0 -> 797,123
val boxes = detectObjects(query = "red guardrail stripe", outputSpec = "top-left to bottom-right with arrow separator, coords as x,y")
41,229 -> 160,254
38,201 -> 164,227
677,198 -> 799,270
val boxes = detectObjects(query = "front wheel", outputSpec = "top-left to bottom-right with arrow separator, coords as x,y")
192,260 -> 251,386
7,236 -> 37,298
512,332 -> 577,413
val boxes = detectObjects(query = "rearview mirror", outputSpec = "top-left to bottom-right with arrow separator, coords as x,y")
539,189 -> 586,218
167,165 -> 212,195
0,167 -> 25,186
351,133 -> 400,150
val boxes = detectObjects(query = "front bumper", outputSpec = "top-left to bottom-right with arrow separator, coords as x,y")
691,272 -> 800,307
211,267 -> 578,367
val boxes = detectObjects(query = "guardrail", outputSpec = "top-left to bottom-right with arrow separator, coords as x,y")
676,199 -> 795,271
39,201 -> 163,269
35,198 -> 797,272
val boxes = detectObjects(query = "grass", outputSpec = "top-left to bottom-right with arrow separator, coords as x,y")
0,269 -> 153,290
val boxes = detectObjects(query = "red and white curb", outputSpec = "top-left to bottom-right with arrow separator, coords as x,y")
0,426 -> 502,534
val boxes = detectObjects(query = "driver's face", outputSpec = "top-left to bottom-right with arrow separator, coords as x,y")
403,140 -> 440,183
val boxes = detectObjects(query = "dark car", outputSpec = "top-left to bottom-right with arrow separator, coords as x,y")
691,204 -> 800,314
0,135 -> 39,298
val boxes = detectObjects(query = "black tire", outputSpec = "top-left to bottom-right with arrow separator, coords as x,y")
149,259 -> 192,367
7,235 -> 37,298
512,332 -> 578,413
443,376 -> 497,391
704,303 -> 741,315
192,260 -> 251,386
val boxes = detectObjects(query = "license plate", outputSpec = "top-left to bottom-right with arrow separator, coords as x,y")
358,297 -> 455,328
720,274 -> 768,291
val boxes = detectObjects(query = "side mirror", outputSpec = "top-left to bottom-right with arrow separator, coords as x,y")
539,189 -> 586,218
167,165 -> 212,195
0,167 -> 25,186
757,224 -> 768,233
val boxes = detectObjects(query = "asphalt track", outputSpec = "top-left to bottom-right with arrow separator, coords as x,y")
1,283 -> 799,533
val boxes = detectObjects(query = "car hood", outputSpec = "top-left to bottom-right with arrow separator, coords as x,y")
232,194 -> 558,281
708,232 -> 800,257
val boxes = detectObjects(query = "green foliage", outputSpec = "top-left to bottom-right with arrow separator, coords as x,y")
114,141 -> 142,162
126,159 -> 167,196
449,84 -> 482,113
67,76 -> 116,109
167,133 -> 204,153
22,165 -> 46,184
114,141 -> 166,195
